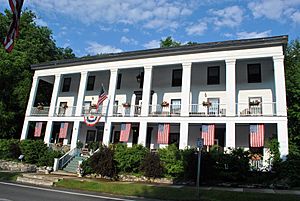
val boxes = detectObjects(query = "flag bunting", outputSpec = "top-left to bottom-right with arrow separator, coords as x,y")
250,124 -> 264,147
157,123 -> 170,144
84,115 -> 101,127
201,124 -> 215,146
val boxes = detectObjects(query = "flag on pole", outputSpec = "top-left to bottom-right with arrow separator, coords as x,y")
2,0 -> 24,52
201,124 -> 215,146
250,124 -> 264,147
34,122 -> 43,137
119,123 -> 131,142
96,84 -> 107,110
59,123 -> 69,139
157,123 -> 170,144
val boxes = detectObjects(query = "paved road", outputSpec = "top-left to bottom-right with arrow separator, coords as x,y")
0,182 -> 151,201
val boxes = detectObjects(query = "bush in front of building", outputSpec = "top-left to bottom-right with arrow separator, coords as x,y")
0,139 -> 21,160
37,149 -> 63,167
181,148 -> 198,181
20,140 -> 48,164
140,152 -> 164,178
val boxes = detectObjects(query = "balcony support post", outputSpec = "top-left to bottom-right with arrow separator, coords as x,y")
225,121 -> 235,150
75,71 -> 89,116
181,63 -> 192,116
70,120 -> 80,149
49,74 -> 62,117
25,75 -> 39,116
141,66 -> 153,116
179,122 -> 189,149
225,59 -> 236,116
44,121 -> 53,144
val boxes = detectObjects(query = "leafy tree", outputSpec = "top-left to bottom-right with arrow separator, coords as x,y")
160,36 -> 181,48
0,10 -> 75,138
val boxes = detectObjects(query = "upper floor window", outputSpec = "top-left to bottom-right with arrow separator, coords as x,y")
62,77 -> 71,92
207,66 -> 220,85
172,69 -> 182,87
86,76 -> 95,91
117,73 -> 122,89
248,64 -> 261,83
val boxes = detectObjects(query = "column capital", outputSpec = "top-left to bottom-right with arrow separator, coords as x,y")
80,71 -> 89,75
54,73 -> 61,78
144,65 -> 153,70
225,59 -> 236,65
273,55 -> 284,62
110,68 -> 118,74
182,62 -> 192,68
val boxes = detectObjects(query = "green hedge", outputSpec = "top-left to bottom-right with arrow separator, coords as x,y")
0,139 -> 21,160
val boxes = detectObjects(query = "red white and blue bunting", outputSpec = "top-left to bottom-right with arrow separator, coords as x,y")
84,115 -> 101,127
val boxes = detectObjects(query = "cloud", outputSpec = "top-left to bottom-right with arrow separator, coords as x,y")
143,40 -> 160,49
120,36 -> 138,45
291,11 -> 300,24
209,6 -> 244,28
85,42 -> 122,55
236,30 -> 272,39
35,18 -> 48,27
185,22 -> 207,35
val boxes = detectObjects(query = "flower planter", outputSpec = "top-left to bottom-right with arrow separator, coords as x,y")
249,101 -> 260,106
202,101 -> 211,107
122,103 -> 131,108
161,101 -> 169,107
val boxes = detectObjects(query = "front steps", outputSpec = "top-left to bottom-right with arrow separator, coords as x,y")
16,173 -> 61,186
63,156 -> 84,173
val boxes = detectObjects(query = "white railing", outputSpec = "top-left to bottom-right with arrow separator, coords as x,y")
113,105 -> 141,117
31,106 -> 50,116
149,104 -> 181,116
55,147 -> 80,170
250,159 -> 264,171
189,104 -> 226,116
54,106 -> 76,117
237,102 -> 276,116
82,105 -> 108,116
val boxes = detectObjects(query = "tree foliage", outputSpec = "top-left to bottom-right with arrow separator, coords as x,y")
0,10 -> 75,138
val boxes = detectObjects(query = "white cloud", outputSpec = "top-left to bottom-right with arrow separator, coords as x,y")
85,42 -> 122,55
291,11 -> 300,24
236,30 -> 272,39
185,22 -> 207,35
120,36 -> 138,45
209,6 -> 244,28
143,40 -> 160,49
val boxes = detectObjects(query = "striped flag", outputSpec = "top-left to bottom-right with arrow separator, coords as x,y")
96,85 -> 107,110
119,123 -> 131,142
2,0 -> 24,52
34,122 -> 43,137
250,124 -> 264,147
157,123 -> 170,144
59,123 -> 69,139
201,124 -> 215,146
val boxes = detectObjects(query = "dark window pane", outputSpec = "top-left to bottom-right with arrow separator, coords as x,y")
117,73 -> 122,89
172,69 -> 182,87
248,64 -> 261,83
86,76 -> 95,91
62,77 -> 71,92
207,66 -> 220,85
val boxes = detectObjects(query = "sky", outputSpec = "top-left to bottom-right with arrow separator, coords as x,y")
1,0 -> 300,57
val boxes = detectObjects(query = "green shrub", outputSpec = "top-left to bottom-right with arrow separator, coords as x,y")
20,140 -> 48,164
81,158 -> 94,176
37,149 -> 63,167
181,148 -> 197,181
0,139 -> 21,160
87,142 -> 101,151
140,152 -> 164,178
266,137 -> 281,163
114,144 -> 148,173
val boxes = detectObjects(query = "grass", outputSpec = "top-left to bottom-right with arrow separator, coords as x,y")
56,179 -> 300,201
0,172 -> 20,181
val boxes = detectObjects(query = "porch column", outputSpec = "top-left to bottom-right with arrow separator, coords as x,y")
179,122 -> 189,149
181,63 -> 192,116
141,66 -> 153,116
75,71 -> 89,116
138,121 -> 147,146
44,121 -> 53,144
225,122 -> 235,150
102,121 -> 112,145
25,75 -> 39,116
273,55 -> 287,116
48,74 -> 62,117
70,120 -> 80,149
225,59 -> 236,116
277,121 -> 289,160
20,119 -> 29,140
107,69 -> 118,117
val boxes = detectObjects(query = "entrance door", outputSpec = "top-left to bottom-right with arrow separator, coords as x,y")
132,127 -> 139,145
207,98 -> 219,116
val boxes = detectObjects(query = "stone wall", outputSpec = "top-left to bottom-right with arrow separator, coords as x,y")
0,160 -> 36,172
119,174 -> 173,184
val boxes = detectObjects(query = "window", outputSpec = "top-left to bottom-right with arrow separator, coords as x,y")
62,77 -> 71,92
86,76 -> 95,91
169,133 -> 180,148
207,66 -> 220,85
117,73 -> 122,89
172,69 -> 182,87
86,130 -> 96,143
248,64 -> 261,83
171,99 -> 181,114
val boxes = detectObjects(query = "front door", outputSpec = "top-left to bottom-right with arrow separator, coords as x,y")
207,98 -> 219,115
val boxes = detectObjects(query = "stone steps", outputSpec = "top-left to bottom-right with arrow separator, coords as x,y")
63,156 -> 84,173
16,173 -> 62,186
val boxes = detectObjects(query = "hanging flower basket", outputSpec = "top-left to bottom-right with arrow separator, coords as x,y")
161,101 -> 169,107
37,103 -> 44,110
122,103 -> 131,108
62,104 -> 68,109
249,100 -> 261,106
90,104 -> 97,109
251,153 -> 262,161
202,101 -> 211,107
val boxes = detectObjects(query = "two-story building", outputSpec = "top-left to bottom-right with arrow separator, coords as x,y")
21,35 -> 289,160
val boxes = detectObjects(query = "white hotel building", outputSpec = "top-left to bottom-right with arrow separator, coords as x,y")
21,36 -> 289,159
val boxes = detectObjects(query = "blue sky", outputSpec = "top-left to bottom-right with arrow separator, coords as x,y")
1,0 -> 300,57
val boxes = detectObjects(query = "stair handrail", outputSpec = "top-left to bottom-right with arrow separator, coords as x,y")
57,147 -> 80,170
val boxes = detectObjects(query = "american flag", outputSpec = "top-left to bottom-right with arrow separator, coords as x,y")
250,124 -> 264,147
59,123 -> 69,139
96,85 -> 107,110
201,124 -> 215,146
34,122 -> 42,137
157,123 -> 170,144
119,123 -> 131,142
2,0 -> 24,52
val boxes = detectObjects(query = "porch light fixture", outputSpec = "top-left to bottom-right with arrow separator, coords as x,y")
136,73 -> 142,83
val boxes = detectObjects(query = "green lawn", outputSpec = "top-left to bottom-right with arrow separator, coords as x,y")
0,172 -> 20,181
56,179 -> 300,201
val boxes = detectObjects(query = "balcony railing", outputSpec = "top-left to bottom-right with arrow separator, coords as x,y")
82,105 -> 108,116
54,106 -> 76,117
31,106 -> 50,116
237,102 -> 276,116
113,105 -> 141,117
189,104 -> 226,117
149,104 -> 181,116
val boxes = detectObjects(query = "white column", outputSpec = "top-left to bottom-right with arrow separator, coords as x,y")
225,59 -> 236,116
71,120 -> 80,149
141,66 -> 153,116
107,69 -> 118,117
102,121 -> 112,146
273,55 -> 287,116
179,122 -> 189,149
75,71 -> 89,116
20,119 -> 29,140
49,74 -> 61,117
25,75 -> 39,116
44,121 -> 53,144
277,121 -> 289,160
138,121 -> 147,146
181,63 -> 192,116
225,122 -> 235,150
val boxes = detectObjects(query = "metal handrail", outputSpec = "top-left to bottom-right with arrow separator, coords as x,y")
57,147 -> 80,169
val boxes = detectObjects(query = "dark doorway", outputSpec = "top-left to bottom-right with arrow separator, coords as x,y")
132,126 -> 139,145
146,127 -> 153,148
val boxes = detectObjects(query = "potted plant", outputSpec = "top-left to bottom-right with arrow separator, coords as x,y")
90,104 -> 97,109
37,103 -> 44,110
122,103 -> 131,108
249,100 -> 261,106
161,101 -> 169,107
202,101 -> 211,107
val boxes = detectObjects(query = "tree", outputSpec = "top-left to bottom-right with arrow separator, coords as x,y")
0,10 -> 75,138
160,36 -> 181,48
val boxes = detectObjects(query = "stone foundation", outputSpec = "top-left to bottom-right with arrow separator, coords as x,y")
0,160 -> 36,172
118,174 -> 173,184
